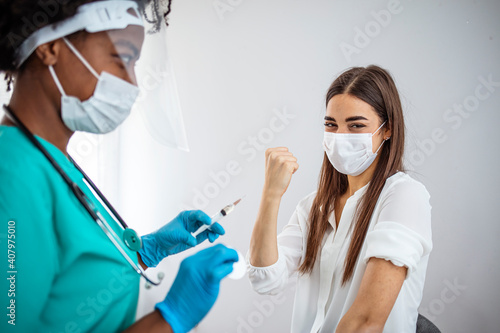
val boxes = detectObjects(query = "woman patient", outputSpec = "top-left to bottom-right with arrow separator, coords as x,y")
247,65 -> 432,333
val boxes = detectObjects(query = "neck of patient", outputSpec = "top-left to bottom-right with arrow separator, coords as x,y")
346,158 -> 379,196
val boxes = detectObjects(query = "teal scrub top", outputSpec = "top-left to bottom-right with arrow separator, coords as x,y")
0,125 -> 140,332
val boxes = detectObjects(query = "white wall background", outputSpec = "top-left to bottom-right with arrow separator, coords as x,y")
1,0 -> 499,332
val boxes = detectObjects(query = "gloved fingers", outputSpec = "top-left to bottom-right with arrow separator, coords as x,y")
208,232 -> 219,243
209,261 -> 236,283
176,229 -> 197,248
206,244 -> 239,265
194,232 -> 217,244
204,245 -> 239,282
182,245 -> 238,282
195,223 -> 224,243
208,222 -> 225,236
195,231 -> 210,244
185,210 -> 212,232
195,223 -> 224,244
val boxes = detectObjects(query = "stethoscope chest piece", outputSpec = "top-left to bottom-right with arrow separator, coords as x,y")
123,228 -> 142,252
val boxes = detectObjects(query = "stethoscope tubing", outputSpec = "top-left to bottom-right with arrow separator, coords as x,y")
2,104 -> 161,286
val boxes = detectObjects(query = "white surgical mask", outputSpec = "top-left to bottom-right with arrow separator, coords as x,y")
48,38 -> 139,134
323,121 -> 387,176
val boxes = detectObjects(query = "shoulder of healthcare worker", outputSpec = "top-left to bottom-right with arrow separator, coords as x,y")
0,125 -> 60,331
0,126 -> 60,207
247,191 -> 317,295
0,125 -> 64,176
362,171 -> 433,280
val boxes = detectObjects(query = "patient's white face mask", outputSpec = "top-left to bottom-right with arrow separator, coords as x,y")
323,121 -> 387,176
48,38 -> 139,134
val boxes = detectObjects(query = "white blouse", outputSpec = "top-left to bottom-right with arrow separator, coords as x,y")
247,172 -> 433,333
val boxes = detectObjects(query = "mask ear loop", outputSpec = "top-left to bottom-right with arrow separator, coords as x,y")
62,37 -> 100,79
48,65 -> 67,97
374,139 -> 385,154
372,121 -> 387,136
372,121 -> 388,154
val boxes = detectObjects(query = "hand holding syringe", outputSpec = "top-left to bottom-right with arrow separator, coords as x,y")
191,197 -> 247,280
192,197 -> 243,237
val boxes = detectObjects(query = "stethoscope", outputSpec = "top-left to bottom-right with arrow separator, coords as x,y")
2,104 -> 163,287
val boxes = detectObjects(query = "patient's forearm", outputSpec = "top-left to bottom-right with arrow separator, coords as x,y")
336,314 -> 383,333
249,190 -> 282,267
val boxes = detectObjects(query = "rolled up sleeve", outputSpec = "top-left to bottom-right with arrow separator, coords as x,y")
363,179 -> 433,279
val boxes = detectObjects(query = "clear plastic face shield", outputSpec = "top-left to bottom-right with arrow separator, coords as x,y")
134,8 -> 190,151
14,0 -> 189,150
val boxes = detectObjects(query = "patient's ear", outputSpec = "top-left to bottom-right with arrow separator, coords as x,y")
384,122 -> 392,140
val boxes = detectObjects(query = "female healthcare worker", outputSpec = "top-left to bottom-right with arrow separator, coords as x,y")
0,1 -> 238,332
248,66 -> 433,332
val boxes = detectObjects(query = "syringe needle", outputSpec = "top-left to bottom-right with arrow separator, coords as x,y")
191,197 -> 244,238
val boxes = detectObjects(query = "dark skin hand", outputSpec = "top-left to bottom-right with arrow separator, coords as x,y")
123,310 -> 173,333
2,26 -> 174,332
138,254 -> 148,270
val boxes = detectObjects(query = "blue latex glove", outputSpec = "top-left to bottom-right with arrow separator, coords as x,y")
139,210 -> 225,268
156,244 -> 238,333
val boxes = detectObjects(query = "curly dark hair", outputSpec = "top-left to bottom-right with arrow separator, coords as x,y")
0,0 -> 172,90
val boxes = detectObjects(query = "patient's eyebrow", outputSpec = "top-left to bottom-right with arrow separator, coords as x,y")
345,116 -> 368,122
324,116 -> 369,122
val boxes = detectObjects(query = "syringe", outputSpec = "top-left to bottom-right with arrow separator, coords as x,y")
192,197 -> 243,237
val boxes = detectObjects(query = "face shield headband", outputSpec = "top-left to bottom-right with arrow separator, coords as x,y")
13,0 -> 144,68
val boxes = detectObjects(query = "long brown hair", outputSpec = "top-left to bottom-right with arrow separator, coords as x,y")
298,65 -> 405,285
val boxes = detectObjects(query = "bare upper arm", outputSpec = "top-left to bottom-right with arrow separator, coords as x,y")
336,257 -> 407,332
